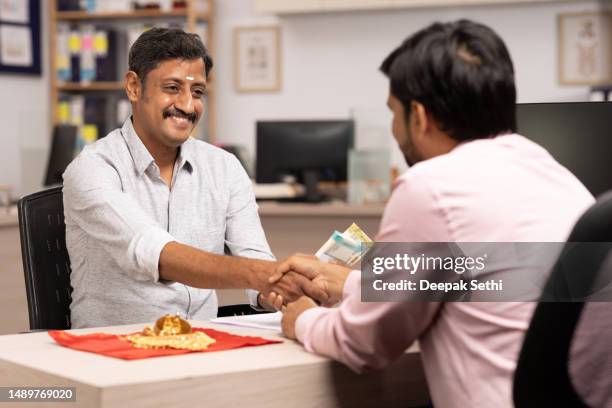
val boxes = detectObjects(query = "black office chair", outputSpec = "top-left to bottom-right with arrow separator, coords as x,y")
513,191 -> 612,407
18,186 -> 72,330
18,187 -> 268,330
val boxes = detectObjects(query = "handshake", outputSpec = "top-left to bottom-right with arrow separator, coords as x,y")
257,223 -> 373,311
261,253 -> 352,310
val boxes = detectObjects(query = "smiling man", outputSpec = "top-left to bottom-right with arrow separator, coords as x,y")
63,28 -> 325,328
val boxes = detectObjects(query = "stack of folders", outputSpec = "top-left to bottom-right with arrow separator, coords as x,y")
56,0 -> 134,12
57,95 -> 107,151
56,23 -> 208,84
56,24 -> 121,83
56,1 -> 211,13
57,95 -> 132,150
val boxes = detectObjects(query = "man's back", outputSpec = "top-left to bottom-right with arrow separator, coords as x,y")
378,134 -> 594,406
402,134 -> 590,241
284,19 -> 597,408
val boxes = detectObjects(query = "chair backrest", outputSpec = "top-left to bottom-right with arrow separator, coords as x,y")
18,186 -> 72,330
513,191 -> 612,407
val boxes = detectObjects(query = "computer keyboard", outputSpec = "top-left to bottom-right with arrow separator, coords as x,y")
252,183 -> 305,200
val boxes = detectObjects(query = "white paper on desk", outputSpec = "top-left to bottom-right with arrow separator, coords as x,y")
211,312 -> 282,332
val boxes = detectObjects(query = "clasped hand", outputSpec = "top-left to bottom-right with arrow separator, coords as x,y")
260,254 -> 352,310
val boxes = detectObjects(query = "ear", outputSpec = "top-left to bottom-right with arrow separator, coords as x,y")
409,101 -> 429,140
125,71 -> 141,102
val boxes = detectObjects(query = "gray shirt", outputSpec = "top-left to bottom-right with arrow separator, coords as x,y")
63,119 -> 273,328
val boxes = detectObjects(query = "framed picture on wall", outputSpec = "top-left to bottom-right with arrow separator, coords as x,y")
234,26 -> 281,92
558,12 -> 612,85
0,0 -> 40,75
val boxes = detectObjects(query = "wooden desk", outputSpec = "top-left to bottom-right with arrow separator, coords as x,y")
0,322 -> 429,408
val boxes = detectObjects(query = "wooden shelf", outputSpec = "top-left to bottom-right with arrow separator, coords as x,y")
58,81 -> 125,91
56,9 -> 210,21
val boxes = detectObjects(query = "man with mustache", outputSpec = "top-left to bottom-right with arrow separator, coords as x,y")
271,20 -> 594,407
63,28 -> 325,328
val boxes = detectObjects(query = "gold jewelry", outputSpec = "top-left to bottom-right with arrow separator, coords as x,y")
123,314 -> 216,351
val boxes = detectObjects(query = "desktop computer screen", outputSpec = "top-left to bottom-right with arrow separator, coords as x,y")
517,102 -> 612,197
256,120 -> 354,201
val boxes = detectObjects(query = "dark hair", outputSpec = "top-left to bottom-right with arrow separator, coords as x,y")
128,27 -> 213,87
380,20 -> 516,141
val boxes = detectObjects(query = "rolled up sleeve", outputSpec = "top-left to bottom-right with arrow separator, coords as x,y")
63,153 -> 175,282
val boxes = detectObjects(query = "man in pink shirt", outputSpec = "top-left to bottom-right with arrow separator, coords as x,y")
268,20 -> 594,407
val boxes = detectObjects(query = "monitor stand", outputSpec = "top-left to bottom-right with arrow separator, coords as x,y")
302,169 -> 323,203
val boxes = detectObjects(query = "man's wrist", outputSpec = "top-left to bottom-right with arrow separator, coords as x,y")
246,259 -> 275,291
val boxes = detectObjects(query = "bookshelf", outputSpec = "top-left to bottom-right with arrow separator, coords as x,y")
57,81 -> 125,91
49,0 -> 217,143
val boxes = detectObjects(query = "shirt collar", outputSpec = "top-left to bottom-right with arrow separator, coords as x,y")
121,117 -> 194,176
177,137 -> 195,174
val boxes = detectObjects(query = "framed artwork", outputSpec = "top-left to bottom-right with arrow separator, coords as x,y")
234,26 -> 281,92
0,0 -> 40,75
558,12 -> 612,85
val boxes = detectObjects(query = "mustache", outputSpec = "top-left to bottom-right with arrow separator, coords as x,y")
162,107 -> 197,123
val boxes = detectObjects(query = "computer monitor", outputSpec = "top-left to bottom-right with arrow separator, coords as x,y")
256,120 -> 354,201
517,102 -> 612,197
44,125 -> 77,186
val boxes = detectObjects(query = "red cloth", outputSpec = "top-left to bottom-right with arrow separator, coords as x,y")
48,327 -> 282,360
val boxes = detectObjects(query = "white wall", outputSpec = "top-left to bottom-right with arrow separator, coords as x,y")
214,0 -> 606,170
0,0 -> 50,198
0,1 -> 606,195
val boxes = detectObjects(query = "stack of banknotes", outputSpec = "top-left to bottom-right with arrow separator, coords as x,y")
315,223 -> 373,267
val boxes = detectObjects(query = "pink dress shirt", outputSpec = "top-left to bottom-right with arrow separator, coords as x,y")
295,134 -> 594,407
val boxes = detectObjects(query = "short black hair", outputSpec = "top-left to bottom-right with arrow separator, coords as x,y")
128,27 -> 213,87
380,20 -> 516,141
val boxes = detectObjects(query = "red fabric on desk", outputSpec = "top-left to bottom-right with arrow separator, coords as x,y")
48,327 -> 282,360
